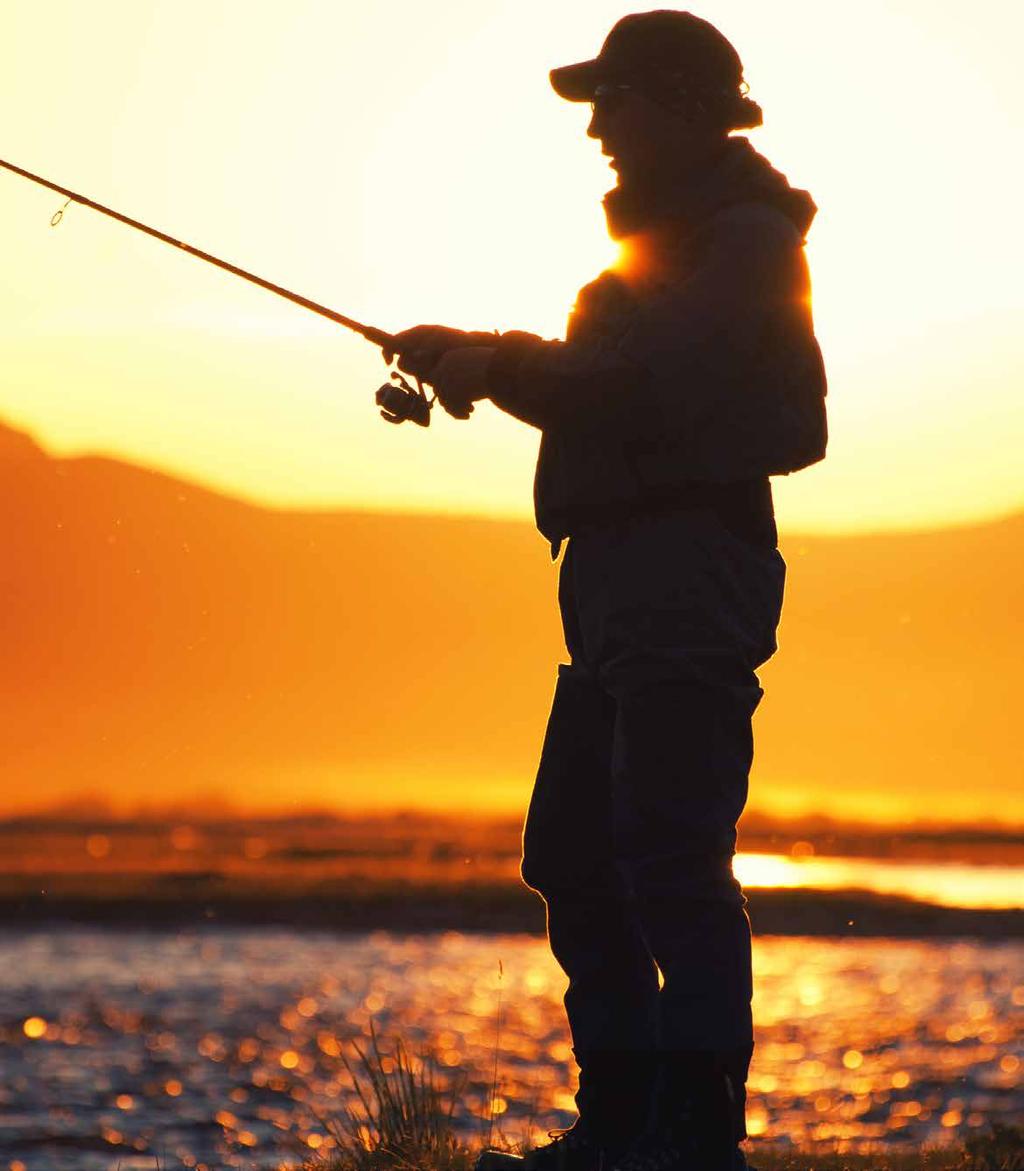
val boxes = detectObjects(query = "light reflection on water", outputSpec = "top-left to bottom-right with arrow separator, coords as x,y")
734,853 -> 1024,910
1,929 -> 1020,1169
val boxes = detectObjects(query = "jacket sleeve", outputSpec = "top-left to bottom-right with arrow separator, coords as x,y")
485,328 -> 646,431
485,204 -> 827,476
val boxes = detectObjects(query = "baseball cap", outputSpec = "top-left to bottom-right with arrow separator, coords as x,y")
550,10 -> 744,103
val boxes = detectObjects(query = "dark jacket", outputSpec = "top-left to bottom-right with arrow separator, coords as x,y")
485,138 -> 827,552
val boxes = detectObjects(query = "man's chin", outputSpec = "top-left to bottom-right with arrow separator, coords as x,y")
608,162 -> 652,191
605,171 -> 641,200
605,173 -> 632,202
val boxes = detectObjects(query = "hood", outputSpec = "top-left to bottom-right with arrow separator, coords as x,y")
604,136 -> 817,241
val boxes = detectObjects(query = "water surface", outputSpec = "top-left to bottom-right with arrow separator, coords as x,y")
2,929 -> 1021,1169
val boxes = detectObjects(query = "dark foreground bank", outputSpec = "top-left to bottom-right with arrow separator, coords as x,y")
2,879 -> 1022,936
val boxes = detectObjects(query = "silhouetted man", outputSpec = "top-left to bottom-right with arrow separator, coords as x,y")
388,11 -> 827,1171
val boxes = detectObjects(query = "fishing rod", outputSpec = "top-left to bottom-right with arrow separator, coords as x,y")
0,156 -> 434,425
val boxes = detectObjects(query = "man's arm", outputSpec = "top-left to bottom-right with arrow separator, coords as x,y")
485,204 -> 821,456
485,329 -> 648,432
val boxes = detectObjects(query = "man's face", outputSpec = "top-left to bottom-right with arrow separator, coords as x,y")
586,84 -> 714,186
587,87 -> 674,184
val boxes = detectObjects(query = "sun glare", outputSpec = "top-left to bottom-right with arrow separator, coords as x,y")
734,852 -> 1022,911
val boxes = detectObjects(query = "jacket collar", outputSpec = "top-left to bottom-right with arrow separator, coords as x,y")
603,136 -> 817,242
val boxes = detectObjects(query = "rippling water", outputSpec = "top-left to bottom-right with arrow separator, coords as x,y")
2,929 -> 1021,1169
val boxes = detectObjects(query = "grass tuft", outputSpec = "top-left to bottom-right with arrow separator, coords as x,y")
305,1022 -> 473,1171
964,1124 -> 1024,1170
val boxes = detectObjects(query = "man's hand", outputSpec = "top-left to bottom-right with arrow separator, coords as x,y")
383,324 -> 494,376
429,347 -> 496,419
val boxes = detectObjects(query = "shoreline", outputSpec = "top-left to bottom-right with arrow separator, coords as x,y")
3,884 -> 1022,938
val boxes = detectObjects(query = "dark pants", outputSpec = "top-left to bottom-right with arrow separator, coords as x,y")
521,510 -> 785,1142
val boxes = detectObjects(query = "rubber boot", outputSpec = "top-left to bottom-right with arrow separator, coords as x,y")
612,1051 -> 750,1171
478,1050 -> 657,1171
574,1048 -> 659,1155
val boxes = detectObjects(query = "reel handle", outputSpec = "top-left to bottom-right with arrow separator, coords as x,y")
375,371 -> 434,426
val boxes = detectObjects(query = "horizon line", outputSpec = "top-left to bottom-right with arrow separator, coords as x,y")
4,417 -> 1022,540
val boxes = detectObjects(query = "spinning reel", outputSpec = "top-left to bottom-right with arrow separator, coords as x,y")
375,370 -> 435,427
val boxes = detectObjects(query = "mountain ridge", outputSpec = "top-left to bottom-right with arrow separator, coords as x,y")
2,421 -> 1020,823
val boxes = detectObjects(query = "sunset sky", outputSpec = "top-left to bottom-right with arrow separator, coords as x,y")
2,0 -> 1022,534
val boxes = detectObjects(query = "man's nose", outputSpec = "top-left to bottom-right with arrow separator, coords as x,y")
587,105 -> 602,139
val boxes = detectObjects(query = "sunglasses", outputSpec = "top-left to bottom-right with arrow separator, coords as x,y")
590,83 -> 634,116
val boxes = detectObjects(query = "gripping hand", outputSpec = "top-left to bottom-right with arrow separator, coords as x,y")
383,325 -> 496,381
428,347 -> 496,419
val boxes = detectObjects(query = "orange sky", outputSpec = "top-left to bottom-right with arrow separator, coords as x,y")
2,0 -> 1023,533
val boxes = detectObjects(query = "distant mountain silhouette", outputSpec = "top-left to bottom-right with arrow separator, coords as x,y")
1,421 -> 1020,823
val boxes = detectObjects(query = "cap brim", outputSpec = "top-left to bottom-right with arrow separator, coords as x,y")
549,59 -> 601,101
